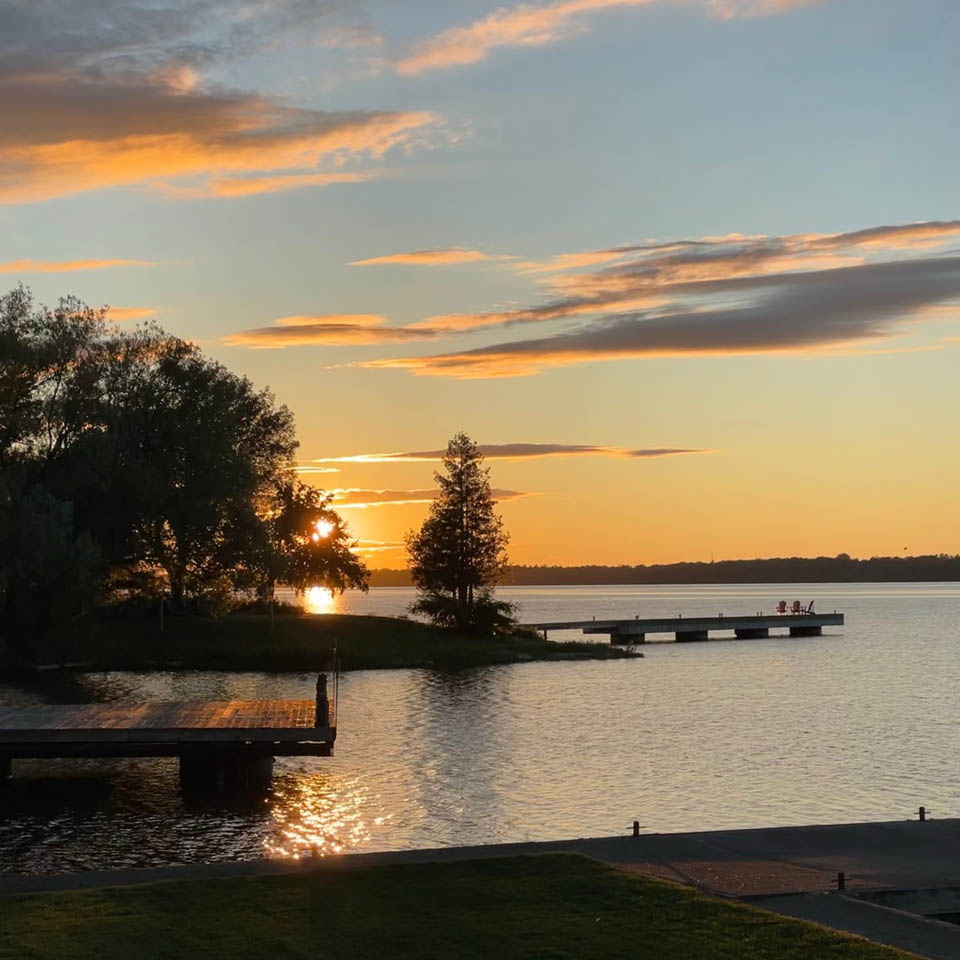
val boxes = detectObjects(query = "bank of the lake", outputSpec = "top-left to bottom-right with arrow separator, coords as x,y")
11,613 -> 633,675
0,854 -> 912,960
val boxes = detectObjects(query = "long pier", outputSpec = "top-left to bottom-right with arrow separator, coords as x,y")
0,699 -> 335,788
522,613 -> 844,644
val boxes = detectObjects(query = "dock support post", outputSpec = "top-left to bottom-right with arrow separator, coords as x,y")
179,753 -> 275,792
0,756 -> 10,783
735,628 -> 770,639
789,626 -> 822,637
675,630 -> 709,642
611,631 -> 644,645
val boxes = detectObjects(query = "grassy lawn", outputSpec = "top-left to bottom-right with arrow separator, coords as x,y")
0,855 -> 915,960
22,613 -> 634,673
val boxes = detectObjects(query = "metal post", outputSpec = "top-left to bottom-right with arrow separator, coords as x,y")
633,821 -> 640,838
837,872 -> 846,891
919,806 -> 926,821
315,673 -> 329,728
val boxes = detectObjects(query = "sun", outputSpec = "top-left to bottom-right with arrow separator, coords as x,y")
312,519 -> 335,542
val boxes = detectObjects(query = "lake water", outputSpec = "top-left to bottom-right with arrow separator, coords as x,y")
2,582 -> 959,877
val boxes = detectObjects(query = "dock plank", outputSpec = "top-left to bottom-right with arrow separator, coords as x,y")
0,700 -> 318,734
0,699 -> 335,760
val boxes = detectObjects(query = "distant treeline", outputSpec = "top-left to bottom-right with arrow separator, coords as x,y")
370,554 -> 960,586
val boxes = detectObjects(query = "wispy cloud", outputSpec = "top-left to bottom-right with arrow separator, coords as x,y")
352,539 -> 406,555
367,256 -> 960,377
349,248 -> 496,267
106,306 -> 158,321
205,171 -> 379,198
0,258 -> 153,275
313,444 -> 708,462
393,0 -> 824,75
0,1 -> 439,203
372,220 -> 960,352
331,487 -> 534,508
223,314 -> 442,348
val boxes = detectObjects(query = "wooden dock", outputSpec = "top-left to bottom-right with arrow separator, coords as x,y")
0,699 -> 336,787
522,613 -> 844,644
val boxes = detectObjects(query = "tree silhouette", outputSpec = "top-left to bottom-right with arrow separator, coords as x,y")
258,479 -> 369,603
406,432 -> 513,632
0,286 -> 370,659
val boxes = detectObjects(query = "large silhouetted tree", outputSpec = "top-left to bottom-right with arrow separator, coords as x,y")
406,432 -> 513,632
0,286 -> 369,660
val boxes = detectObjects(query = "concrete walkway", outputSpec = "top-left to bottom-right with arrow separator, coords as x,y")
4,818 -> 960,957
748,893 -> 960,960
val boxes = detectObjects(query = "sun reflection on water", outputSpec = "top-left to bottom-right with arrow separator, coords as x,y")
264,774 -> 388,860
304,585 -> 335,615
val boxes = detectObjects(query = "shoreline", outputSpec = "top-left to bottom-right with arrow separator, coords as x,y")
0,845 -> 924,960
2,613 -> 637,677
2,816 -> 953,897
3,818 -> 958,958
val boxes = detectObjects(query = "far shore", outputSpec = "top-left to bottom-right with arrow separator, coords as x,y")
2,612 -> 637,676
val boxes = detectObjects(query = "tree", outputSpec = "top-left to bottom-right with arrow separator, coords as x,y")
117,340 -> 298,610
406,433 -> 513,632
258,479 -> 369,602
0,285 -> 371,659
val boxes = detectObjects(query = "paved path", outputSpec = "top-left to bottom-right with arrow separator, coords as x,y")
4,819 -> 960,956
749,894 -> 960,960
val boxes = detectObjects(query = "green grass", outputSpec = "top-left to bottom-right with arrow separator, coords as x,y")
24,612 -> 633,673
0,855 -> 916,960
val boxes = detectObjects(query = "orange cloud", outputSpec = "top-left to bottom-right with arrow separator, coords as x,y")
349,248 -> 493,266
809,220 -> 960,251
312,444 -> 708,462
332,487 -> 535,508
222,314 -> 440,348
1,111 -> 436,204
106,307 -> 158,321
411,221 -> 960,335
352,539 -> 406,555
394,0 -> 824,74
0,258 -> 153,275
207,171 -> 379,198
512,249 -> 632,274
0,63 -> 438,204
363,257 -> 960,377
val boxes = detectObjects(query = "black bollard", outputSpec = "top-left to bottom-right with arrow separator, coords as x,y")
837,872 -> 846,891
315,673 -> 329,728
633,821 -> 640,838
919,806 -> 926,822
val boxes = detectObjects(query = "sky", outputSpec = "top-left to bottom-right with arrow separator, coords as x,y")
2,0 -> 959,566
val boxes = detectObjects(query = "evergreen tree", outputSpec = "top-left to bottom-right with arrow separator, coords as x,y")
406,433 -> 513,632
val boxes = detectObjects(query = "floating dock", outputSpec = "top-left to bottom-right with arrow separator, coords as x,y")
522,613 -> 844,644
0,699 -> 335,788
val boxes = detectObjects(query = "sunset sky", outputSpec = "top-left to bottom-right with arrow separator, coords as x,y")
3,0 -> 959,565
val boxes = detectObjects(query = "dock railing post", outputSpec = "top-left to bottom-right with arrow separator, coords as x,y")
315,673 -> 329,728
